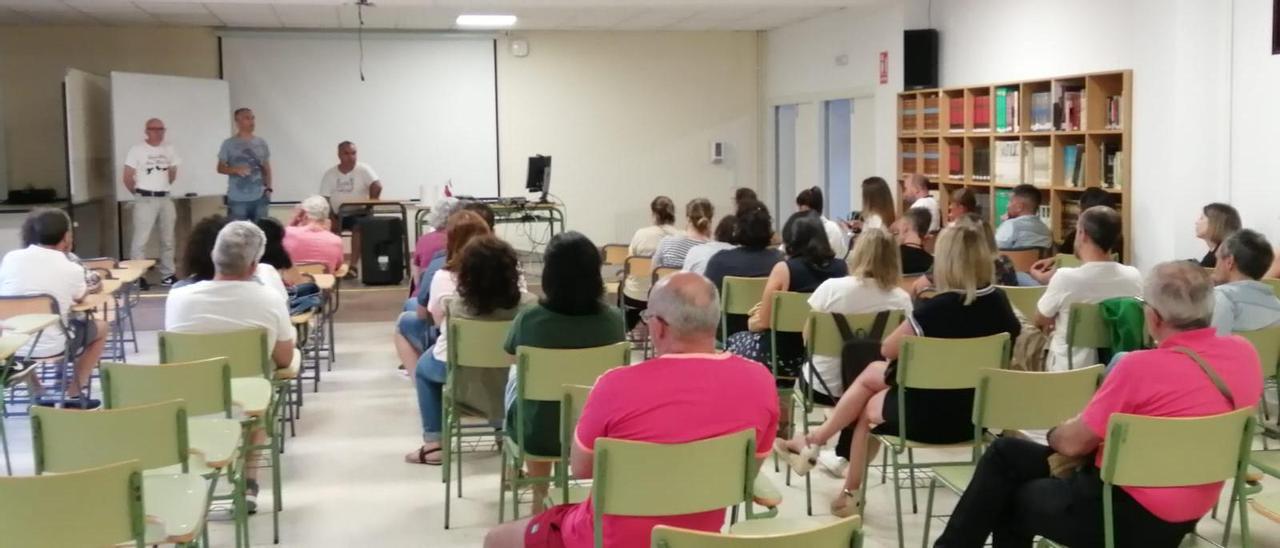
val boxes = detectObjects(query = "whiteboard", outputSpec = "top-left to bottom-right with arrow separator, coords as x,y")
110,72 -> 231,201
220,32 -> 498,202
65,69 -> 113,205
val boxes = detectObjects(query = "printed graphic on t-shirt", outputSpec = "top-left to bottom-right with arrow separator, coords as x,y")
143,153 -> 173,175
335,175 -> 355,193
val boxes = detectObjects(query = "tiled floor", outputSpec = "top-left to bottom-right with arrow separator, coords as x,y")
5,317 -> 1280,547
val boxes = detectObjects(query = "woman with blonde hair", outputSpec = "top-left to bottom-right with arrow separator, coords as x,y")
653,198 -> 714,268
776,222 -> 1021,517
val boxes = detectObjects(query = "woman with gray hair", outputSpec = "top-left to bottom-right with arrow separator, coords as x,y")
283,195 -> 345,273
412,197 -> 460,292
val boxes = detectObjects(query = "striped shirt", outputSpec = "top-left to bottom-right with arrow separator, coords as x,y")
653,235 -> 709,269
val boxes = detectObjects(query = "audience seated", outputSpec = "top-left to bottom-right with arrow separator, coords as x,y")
902,174 -> 940,233
621,196 -> 680,330
898,207 -> 934,275
1195,202 -> 1242,268
253,217 -> 291,301
0,208 -> 108,409
173,215 -> 230,288
653,198 -> 714,269
502,231 -> 625,510
910,213 -> 1016,298
795,186 -> 849,258
1057,187 -> 1115,256
995,184 -> 1052,250
408,200 -> 498,315
483,272 -> 778,548
165,220 -> 296,509
733,187 -> 758,211
681,214 -> 736,276
284,195 -> 345,273
405,224 -> 535,465
936,261 -> 1263,548
704,201 -> 783,337
946,188 -> 979,227
1210,228 -> 1280,335
777,222 -> 1020,518
411,197 -> 460,296
1033,206 -> 1141,371
851,177 -> 896,232
727,211 -> 847,381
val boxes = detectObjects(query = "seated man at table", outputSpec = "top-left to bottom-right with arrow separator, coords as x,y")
935,260 -> 1263,548
0,208 -> 107,408
165,220 -> 296,511
320,140 -> 381,279
284,195 -> 346,274
484,272 -> 779,548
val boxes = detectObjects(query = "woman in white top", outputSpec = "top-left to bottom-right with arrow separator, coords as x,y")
682,214 -> 737,276
653,198 -> 714,269
621,196 -> 680,330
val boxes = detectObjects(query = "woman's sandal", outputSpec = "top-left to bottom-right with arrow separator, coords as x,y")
405,446 -> 443,465
772,438 -> 819,476
831,489 -> 864,518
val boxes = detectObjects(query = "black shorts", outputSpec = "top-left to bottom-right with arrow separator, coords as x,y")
340,210 -> 372,232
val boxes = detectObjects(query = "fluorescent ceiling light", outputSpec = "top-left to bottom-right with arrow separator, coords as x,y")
456,14 -> 517,27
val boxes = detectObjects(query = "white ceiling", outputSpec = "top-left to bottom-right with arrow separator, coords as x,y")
0,1 -> 883,31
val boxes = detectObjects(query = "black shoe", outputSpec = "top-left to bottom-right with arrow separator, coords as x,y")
35,396 -> 101,410
138,278 -> 151,291
160,275 -> 178,286
1,358 -> 36,387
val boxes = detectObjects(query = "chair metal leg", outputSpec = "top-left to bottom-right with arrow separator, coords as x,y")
498,451 -> 508,523
892,451 -> 906,548
1,415 -> 9,475
908,448 -> 919,513
922,478 -> 937,548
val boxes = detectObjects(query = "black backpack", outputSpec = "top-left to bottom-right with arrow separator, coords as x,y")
812,311 -> 893,396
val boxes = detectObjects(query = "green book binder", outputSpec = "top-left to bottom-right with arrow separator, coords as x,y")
994,87 -> 1008,132
994,188 -> 1012,227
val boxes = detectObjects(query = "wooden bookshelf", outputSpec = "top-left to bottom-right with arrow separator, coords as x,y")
897,70 -> 1133,261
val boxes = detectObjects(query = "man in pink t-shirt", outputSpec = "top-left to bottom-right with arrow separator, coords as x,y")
484,272 -> 779,548
936,261 -> 1262,548
283,196 -> 345,273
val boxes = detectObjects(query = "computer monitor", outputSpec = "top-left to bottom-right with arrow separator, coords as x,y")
526,155 -> 551,201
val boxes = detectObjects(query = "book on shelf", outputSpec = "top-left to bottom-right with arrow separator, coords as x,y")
1061,198 -> 1082,236
922,142 -> 940,177
1022,142 -> 1051,187
923,95 -> 940,131
1037,204 -> 1051,224
900,147 -> 917,174
994,188 -> 1012,227
972,145 -> 991,181
973,190 -> 991,219
1062,143 -> 1084,187
1030,92 -> 1053,131
949,97 -> 965,131
994,87 -> 1019,133
1105,95 -> 1123,129
993,140 -> 1022,185
972,96 -> 991,131
1053,83 -> 1085,131
948,144 -> 963,178
902,98 -> 918,131
1100,143 -> 1121,189
1113,151 -> 1125,189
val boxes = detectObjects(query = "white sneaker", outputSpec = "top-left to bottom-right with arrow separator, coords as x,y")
817,449 -> 849,479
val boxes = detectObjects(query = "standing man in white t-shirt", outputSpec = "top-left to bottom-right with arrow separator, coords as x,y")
319,141 -> 382,278
123,118 -> 182,285
903,174 -> 940,233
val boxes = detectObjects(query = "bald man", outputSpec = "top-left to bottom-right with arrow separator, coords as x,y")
123,117 -> 182,285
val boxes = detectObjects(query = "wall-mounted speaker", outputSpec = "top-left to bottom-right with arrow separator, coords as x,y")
904,29 -> 939,90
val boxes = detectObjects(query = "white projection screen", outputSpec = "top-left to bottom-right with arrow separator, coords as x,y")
220,32 -> 499,203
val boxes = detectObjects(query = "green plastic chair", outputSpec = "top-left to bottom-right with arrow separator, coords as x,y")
1237,327 -> 1280,442
1054,253 -> 1082,269
1262,278 -> 1280,298
995,285 -> 1046,321
443,316 -> 516,529
921,366 -> 1103,546
870,333 -> 1011,548
32,400 -> 211,546
768,291 -> 811,380
0,460 -> 146,547
159,328 -> 282,545
500,342 -> 631,522
1100,409 -> 1254,548
1066,302 -> 1110,370
592,429 -> 760,548
721,276 -> 769,342
547,384 -> 596,508
652,515 -> 864,547
1213,326 -> 1280,545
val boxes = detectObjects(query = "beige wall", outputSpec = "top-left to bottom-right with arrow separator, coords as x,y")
0,25 -> 219,195
496,31 -> 760,247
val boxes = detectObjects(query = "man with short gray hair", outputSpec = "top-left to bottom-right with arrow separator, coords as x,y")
284,195 -> 345,273
937,260 -> 1263,547
484,272 -> 780,548
1210,228 -> 1280,335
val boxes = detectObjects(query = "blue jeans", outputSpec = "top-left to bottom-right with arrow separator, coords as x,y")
227,196 -> 270,221
402,297 -> 416,313
415,349 -> 448,442
397,311 -> 430,354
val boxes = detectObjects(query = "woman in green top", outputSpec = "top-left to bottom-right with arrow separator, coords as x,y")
503,231 -> 626,511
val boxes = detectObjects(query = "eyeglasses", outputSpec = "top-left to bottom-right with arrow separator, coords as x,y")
146,127 -> 166,131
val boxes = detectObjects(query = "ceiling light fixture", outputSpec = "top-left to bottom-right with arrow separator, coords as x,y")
456,14 -> 517,28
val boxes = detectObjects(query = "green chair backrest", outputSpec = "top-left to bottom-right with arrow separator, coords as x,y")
561,384 -> 594,460
996,285 -> 1046,320
769,292 -> 811,334
1101,408 -> 1254,488
974,366 -> 1102,431
896,333 -> 1011,389
32,399 -> 189,474
1054,253 -> 1082,268
159,328 -> 271,379
1067,302 -> 1111,350
721,277 -> 768,316
805,310 -> 905,356
447,317 -> 516,369
651,515 -> 863,548
518,343 -> 630,402
0,461 -> 145,547
593,430 -> 755,546
1262,278 -> 1280,298
102,358 -> 233,418
1236,326 -> 1280,379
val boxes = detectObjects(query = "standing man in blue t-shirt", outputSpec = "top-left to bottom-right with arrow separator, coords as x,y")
217,108 -> 273,221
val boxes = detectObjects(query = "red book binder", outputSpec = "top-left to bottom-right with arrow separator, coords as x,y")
973,96 -> 991,129
949,97 -> 964,130
949,144 -> 962,176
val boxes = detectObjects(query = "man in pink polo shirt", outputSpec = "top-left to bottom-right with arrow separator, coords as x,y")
283,195 -> 345,273
936,261 -> 1262,548
484,272 -> 779,548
